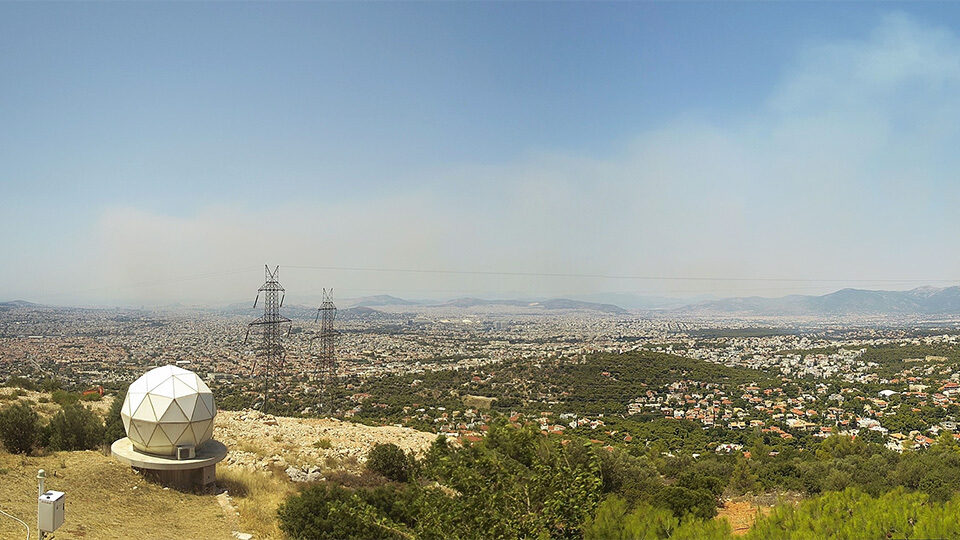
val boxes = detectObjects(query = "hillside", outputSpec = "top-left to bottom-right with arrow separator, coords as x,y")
680,286 -> 960,317
0,450 -> 234,539
0,386 -> 440,540
215,409 -> 437,478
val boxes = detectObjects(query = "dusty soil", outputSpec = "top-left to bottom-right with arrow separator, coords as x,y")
0,450 -> 233,540
718,500 -> 769,536
717,492 -> 803,536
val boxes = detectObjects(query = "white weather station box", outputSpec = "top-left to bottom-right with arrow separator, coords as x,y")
38,490 -> 65,533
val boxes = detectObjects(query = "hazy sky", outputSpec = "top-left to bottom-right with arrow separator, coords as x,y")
5,3 -> 960,306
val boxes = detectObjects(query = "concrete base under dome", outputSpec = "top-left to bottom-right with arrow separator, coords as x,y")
111,437 -> 228,490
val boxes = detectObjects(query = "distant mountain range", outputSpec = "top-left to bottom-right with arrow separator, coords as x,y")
11,286 -> 960,317
435,297 -> 629,314
0,300 -> 40,310
681,286 -> 960,316
347,295 -> 423,308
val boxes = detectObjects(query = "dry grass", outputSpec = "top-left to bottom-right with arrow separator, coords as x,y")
717,493 -> 802,536
0,449 -> 233,539
0,387 -> 114,419
234,439 -> 269,456
217,466 -> 297,540
717,500 -> 769,536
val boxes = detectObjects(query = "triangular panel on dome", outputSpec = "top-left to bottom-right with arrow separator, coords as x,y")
125,392 -> 148,418
126,416 -> 141,441
127,377 -> 150,395
148,394 -> 174,420
131,419 -> 157,447
148,423 -> 172,448
121,413 -> 131,434
151,378 -> 178,399
176,393 -> 200,420
145,366 -> 173,391
170,365 -> 191,377
200,418 -> 215,442
171,376 -> 195,398
190,419 -> 212,444
173,373 -> 198,392
132,395 -> 157,422
199,393 -> 216,418
178,423 -> 198,446
160,422 -> 190,445
196,378 -> 213,394
194,394 -> 212,418
159,400 -> 189,422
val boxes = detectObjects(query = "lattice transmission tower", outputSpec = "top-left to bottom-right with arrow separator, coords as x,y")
245,265 -> 291,413
314,288 -> 339,415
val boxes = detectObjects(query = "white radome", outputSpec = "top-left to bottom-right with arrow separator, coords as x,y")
120,365 -> 217,456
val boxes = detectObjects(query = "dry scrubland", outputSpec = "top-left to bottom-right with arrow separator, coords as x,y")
213,410 -> 437,539
0,386 -> 113,417
0,386 -> 805,538
0,450 -> 233,539
0,387 -> 439,539
216,409 -> 437,474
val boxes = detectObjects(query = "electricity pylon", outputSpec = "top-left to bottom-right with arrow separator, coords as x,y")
245,265 -> 291,413
314,288 -> 338,415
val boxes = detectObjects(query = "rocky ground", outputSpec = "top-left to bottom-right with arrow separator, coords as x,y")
215,409 -> 438,482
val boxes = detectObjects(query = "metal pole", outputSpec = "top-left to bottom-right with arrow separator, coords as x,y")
36,469 -> 45,540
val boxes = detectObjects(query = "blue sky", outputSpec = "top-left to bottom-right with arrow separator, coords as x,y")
4,3 -> 960,305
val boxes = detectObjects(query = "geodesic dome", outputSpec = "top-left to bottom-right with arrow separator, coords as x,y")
121,365 -> 217,456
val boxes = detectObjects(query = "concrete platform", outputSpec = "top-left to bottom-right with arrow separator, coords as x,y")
112,437 -> 227,469
112,437 -> 227,490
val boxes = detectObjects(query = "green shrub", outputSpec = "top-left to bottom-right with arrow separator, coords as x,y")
366,443 -> 413,482
51,390 -> 79,406
40,378 -> 62,392
47,404 -> 104,451
102,387 -> 127,445
6,376 -> 38,391
277,484 -> 404,539
0,402 -> 41,454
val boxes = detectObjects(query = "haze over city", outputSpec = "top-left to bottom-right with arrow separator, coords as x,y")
13,3 -> 960,540
5,3 -> 960,306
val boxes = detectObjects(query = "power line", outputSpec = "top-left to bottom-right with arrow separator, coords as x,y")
21,263 -> 960,306
32,267 -> 261,300
286,265 -> 959,284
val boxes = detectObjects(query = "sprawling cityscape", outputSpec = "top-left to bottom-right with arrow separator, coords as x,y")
10,1 -> 960,537
7,295 -> 960,457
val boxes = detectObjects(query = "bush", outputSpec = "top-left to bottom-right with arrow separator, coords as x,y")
277,484 -> 403,539
583,496 -> 730,540
6,376 -> 38,391
51,390 -> 79,407
103,388 -> 127,445
366,443 -> 413,482
0,402 -> 41,454
660,485 -> 718,520
47,404 -> 104,451
40,378 -> 62,392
